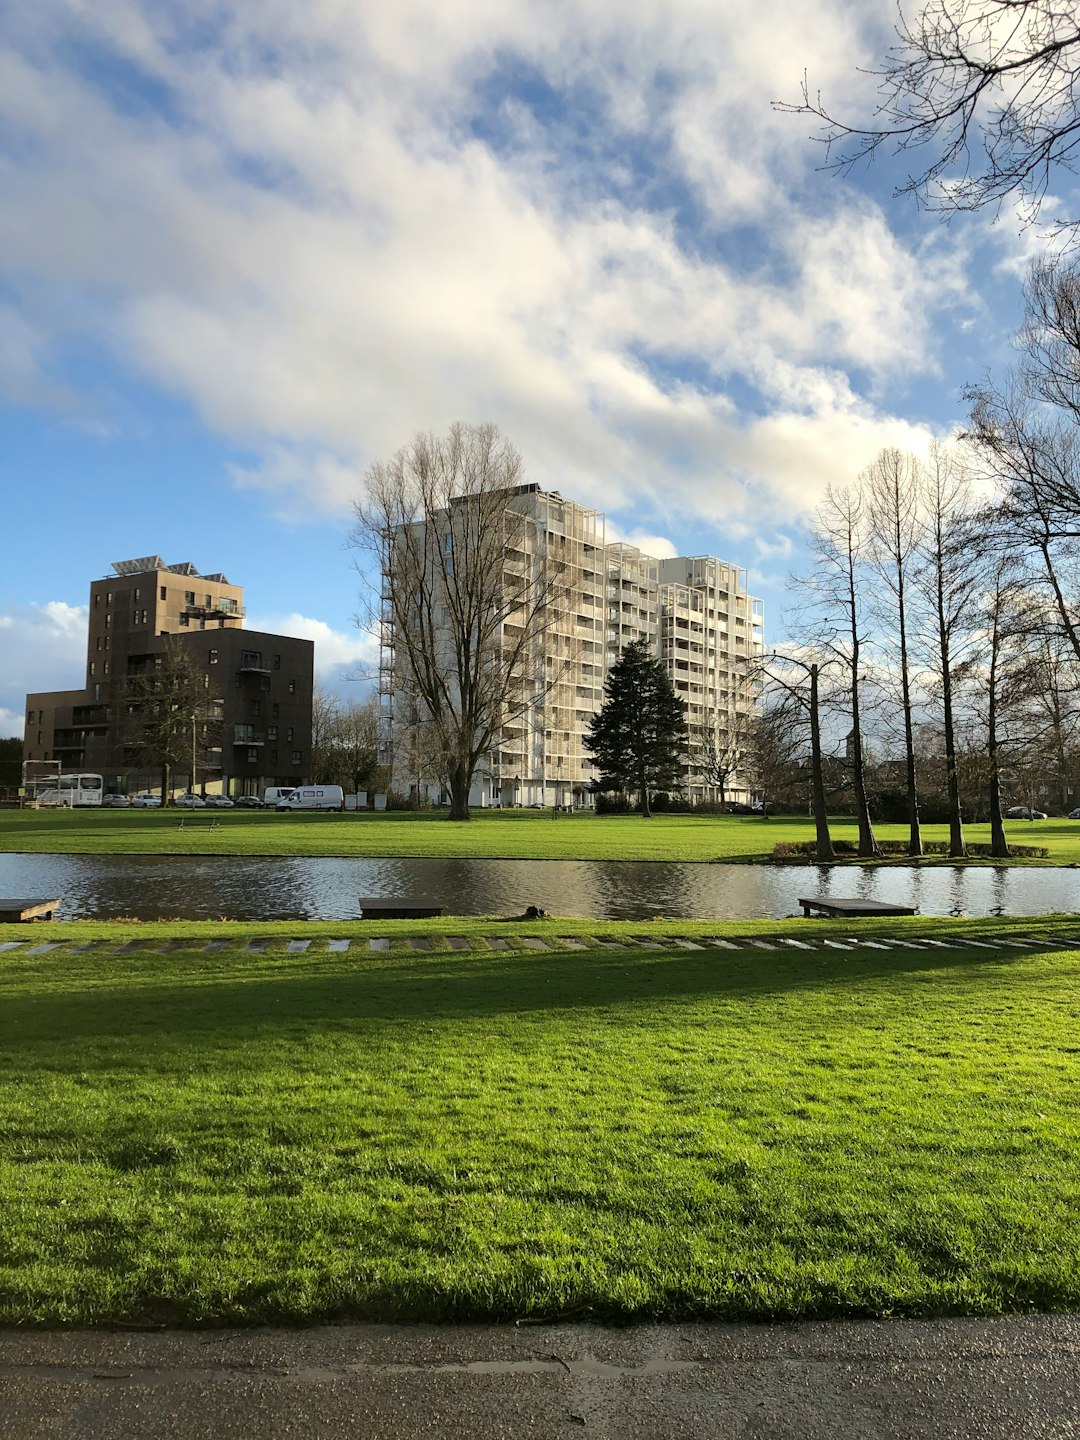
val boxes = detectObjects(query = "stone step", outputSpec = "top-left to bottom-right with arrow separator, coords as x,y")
779,938 -> 815,950
286,940 -> 310,953
327,939 -> 351,952
0,941 -> 27,952
408,937 -> 432,951
483,937 -> 510,951
822,939 -> 855,951
556,937 -> 589,950
701,939 -> 741,950
668,937 -> 704,950
245,940 -> 269,952
519,937 -> 550,950
25,942 -> 64,954
749,940 -> 780,950
368,937 -> 389,952
446,937 -> 472,951
205,940 -> 229,952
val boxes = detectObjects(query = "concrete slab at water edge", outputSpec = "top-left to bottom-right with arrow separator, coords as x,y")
1,1315 -> 1078,1440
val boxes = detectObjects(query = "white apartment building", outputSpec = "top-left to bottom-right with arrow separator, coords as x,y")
382,485 -> 764,807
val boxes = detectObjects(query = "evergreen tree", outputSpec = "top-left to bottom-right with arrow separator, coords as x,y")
585,639 -> 689,817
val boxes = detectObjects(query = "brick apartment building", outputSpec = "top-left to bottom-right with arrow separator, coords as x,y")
24,556 -> 313,797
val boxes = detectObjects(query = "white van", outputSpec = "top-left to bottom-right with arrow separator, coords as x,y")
277,785 -> 345,812
264,787 -> 295,807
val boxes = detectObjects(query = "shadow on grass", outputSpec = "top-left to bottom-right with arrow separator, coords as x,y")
0,939 -> 1051,1062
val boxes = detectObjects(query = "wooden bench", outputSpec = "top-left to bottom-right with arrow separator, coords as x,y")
358,899 -> 444,920
0,898 -> 62,923
798,897 -> 917,919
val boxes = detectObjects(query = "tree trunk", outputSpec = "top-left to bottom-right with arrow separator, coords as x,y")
847,579 -> 880,859
639,761 -> 652,818
936,569 -> 967,858
896,574 -> 922,857
447,761 -> 471,821
988,745 -> 1009,858
809,666 -> 834,862
160,761 -> 170,805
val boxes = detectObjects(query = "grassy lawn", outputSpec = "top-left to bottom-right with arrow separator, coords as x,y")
3,915 -> 1080,1326
0,806 -> 1076,862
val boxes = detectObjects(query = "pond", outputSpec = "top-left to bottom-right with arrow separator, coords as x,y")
2,852 -> 1079,921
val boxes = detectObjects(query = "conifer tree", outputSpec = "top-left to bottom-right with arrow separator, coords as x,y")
585,639 -> 689,817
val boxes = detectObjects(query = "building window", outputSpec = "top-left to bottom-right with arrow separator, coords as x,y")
209,649 -> 218,664
247,749 -> 258,763
260,676 -> 270,691
134,587 -> 140,602
292,751 -> 302,765
286,727 -> 294,741
96,638 -> 102,651
205,594 -> 212,607
160,586 -> 167,601
104,637 -> 109,651
106,592 -> 112,606
105,614 -> 111,629
37,730 -> 42,744
94,595 -> 100,608
89,662 -> 95,676
274,654 -> 281,670
141,609 -> 148,624
270,748 -> 278,762
179,614 -> 190,626
272,703 -> 280,718
185,590 -> 195,605
103,661 -> 109,675
250,701 -> 261,717
268,725 -> 278,740
288,680 -> 296,694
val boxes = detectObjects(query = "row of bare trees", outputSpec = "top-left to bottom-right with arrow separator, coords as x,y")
768,256 -> 1080,858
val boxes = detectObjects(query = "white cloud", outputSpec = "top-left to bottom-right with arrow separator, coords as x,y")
246,611 -> 377,688
2,0 -> 981,531
0,601 -> 90,734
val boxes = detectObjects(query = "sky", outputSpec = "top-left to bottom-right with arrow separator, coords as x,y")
1,0 -> 1070,738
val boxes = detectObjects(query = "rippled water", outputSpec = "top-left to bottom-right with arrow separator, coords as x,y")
2,852 -> 1079,921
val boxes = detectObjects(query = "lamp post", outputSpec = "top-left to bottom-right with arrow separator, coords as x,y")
191,713 -> 197,797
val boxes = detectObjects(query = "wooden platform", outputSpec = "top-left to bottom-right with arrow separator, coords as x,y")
0,898 -> 61,923
358,899 -> 444,920
798,896 -> 917,919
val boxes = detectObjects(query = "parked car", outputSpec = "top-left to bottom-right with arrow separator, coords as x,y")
1069,808 -> 1080,820
722,801 -> 754,814
175,793 -> 206,809
1004,806 -> 1048,820
235,795 -> 266,809
130,793 -> 161,808
204,795 -> 234,809
102,794 -> 130,808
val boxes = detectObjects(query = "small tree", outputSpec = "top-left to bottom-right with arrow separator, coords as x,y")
585,639 -> 689,818
696,707 -> 750,807
125,638 -> 221,800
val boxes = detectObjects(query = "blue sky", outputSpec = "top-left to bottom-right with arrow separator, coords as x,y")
2,0 -> 1071,735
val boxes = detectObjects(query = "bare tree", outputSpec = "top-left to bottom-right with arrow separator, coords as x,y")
916,444 -> 983,857
310,680 -> 341,784
791,485 -> 881,857
778,0 -> 1080,236
695,705 -> 750,807
763,654 -> 837,860
125,638 -> 221,801
351,423 -> 571,821
864,448 -> 927,856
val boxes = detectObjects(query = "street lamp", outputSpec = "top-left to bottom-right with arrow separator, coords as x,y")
191,713 -> 197,796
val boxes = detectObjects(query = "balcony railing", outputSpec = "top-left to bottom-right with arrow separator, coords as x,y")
232,729 -> 265,746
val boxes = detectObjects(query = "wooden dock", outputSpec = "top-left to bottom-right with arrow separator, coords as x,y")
0,898 -> 62,923
798,897 -> 917,919
358,899 -> 444,920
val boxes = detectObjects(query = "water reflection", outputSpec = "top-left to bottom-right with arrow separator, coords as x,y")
2,852 -> 1080,922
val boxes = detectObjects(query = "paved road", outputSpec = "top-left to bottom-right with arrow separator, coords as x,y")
2,1315 -> 1080,1438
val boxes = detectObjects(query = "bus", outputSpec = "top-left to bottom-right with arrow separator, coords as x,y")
35,773 -> 105,808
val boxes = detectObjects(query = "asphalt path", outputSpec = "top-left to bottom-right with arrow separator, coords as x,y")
2,1315 -> 1080,1438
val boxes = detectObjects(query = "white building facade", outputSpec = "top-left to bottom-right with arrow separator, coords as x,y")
382,486 -> 764,807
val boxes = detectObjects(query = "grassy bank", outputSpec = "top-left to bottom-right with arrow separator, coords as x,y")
1,807 -> 1076,863
3,916 -> 1079,1326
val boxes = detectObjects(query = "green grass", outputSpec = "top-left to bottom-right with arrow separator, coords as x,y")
2,806 -> 1078,863
3,915 -> 1080,1326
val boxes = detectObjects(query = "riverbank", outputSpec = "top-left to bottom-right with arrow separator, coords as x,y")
4,915 -> 1079,1326
1,808 -> 1075,864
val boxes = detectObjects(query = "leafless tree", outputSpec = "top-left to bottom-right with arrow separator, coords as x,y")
350,423 -> 571,821
778,0 -> 1080,237
310,680 -> 341,784
915,443 -> 983,856
695,705 -> 750,807
763,653 -> 838,860
864,448 -> 927,856
791,485 -> 881,857
125,637 -> 221,801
